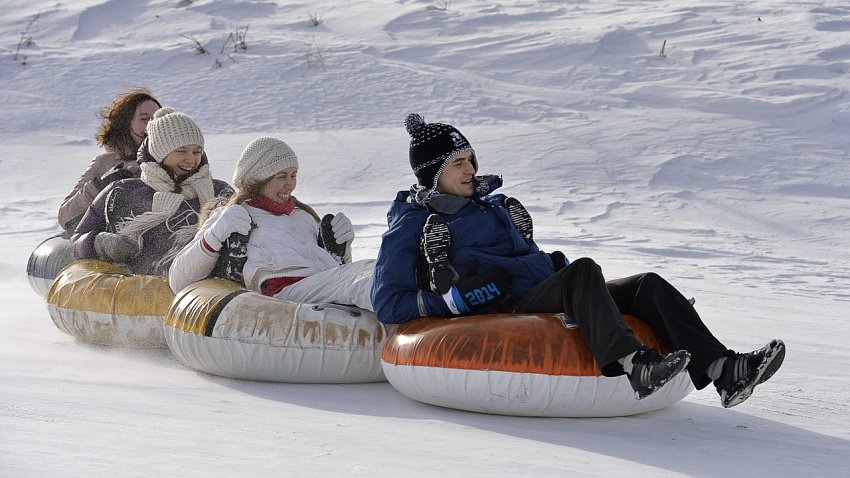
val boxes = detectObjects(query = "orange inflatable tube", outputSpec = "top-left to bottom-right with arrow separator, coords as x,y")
384,314 -> 674,375
381,313 -> 692,417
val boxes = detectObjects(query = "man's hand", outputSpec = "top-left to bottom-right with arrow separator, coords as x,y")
442,262 -> 511,315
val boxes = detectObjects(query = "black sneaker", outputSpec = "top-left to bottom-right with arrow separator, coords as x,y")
421,214 -> 457,294
319,214 -> 347,264
628,348 -> 691,400
715,339 -> 785,408
505,197 -> 533,240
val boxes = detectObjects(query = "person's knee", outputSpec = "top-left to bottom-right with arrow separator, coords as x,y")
564,257 -> 602,278
639,272 -> 670,291
568,257 -> 602,271
570,257 -> 598,269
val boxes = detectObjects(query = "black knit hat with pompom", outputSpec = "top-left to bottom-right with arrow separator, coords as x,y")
405,113 -> 476,190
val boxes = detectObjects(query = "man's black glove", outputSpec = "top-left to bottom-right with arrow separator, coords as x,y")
441,261 -> 511,315
93,164 -> 136,190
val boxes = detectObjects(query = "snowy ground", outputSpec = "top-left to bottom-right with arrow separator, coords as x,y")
1,0 -> 848,476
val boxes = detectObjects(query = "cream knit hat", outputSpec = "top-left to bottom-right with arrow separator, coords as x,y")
145,107 -> 205,162
233,136 -> 299,189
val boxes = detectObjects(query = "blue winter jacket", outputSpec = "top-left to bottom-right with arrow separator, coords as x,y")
371,188 -> 556,325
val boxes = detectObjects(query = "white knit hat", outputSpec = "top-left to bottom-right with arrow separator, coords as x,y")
233,136 -> 299,189
145,107 -> 205,162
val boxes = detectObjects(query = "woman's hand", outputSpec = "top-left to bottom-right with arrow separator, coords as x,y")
94,232 -> 139,262
330,212 -> 354,244
204,205 -> 252,252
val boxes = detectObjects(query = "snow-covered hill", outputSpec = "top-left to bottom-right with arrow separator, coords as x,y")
2,1 -> 848,476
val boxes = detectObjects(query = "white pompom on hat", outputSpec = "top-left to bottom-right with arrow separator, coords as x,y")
145,107 -> 205,162
233,136 -> 299,189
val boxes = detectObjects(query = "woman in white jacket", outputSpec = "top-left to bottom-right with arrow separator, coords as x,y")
168,136 -> 374,311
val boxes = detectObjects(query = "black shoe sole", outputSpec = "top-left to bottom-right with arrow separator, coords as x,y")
422,214 -> 456,294
506,197 -> 533,240
104,187 -> 131,234
211,232 -> 250,285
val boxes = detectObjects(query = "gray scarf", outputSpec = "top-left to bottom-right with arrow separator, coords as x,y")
409,174 -> 503,214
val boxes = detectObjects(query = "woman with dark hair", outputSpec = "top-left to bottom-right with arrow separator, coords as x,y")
58,88 -> 161,233
70,107 -> 232,276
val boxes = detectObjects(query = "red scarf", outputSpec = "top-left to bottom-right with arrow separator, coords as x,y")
247,195 -> 294,216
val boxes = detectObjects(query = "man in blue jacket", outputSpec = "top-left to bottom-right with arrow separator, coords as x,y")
371,113 -> 785,407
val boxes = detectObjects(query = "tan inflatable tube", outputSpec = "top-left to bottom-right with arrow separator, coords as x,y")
165,279 -> 387,383
45,260 -> 173,348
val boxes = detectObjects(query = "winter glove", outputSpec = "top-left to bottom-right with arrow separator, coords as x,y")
319,213 -> 353,264
93,232 -> 139,263
330,212 -> 355,244
203,204 -> 252,252
442,261 -> 511,315
92,164 -> 137,190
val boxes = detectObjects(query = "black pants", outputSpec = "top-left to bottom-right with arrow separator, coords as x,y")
512,257 -> 729,389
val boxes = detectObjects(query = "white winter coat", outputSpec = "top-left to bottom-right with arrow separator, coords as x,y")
169,205 -> 340,294
241,205 -> 341,291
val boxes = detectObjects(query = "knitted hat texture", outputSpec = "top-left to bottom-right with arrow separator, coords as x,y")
233,136 -> 299,189
145,107 -> 204,162
405,113 -> 476,190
